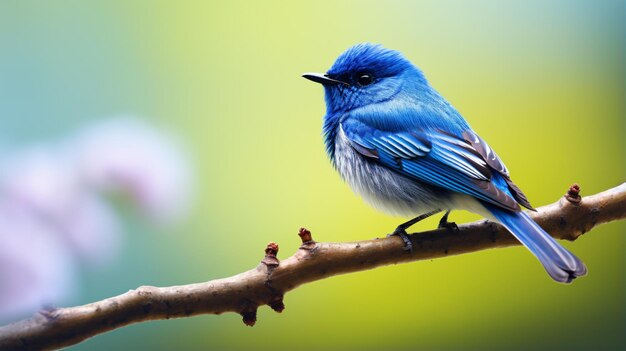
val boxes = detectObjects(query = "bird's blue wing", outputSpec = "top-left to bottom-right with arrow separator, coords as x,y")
341,117 -> 523,211
461,130 -> 534,210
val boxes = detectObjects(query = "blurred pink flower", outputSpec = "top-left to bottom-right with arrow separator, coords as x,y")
0,146 -> 121,266
0,202 -> 76,321
54,193 -> 122,267
71,117 -> 193,224
0,117 -> 194,322
0,145 -> 80,221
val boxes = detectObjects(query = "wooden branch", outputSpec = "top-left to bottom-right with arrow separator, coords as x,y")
1,183 -> 625,351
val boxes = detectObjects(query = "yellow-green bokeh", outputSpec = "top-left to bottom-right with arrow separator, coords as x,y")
1,1 -> 624,350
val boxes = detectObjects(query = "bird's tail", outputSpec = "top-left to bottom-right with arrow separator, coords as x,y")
487,205 -> 587,283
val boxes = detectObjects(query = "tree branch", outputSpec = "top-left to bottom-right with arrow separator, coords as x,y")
1,183 -> 625,351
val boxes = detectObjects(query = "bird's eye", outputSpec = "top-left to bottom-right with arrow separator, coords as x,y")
356,73 -> 374,86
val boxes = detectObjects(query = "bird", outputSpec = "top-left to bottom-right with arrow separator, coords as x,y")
302,43 -> 587,283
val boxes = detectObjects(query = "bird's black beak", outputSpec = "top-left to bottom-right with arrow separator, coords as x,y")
302,72 -> 349,86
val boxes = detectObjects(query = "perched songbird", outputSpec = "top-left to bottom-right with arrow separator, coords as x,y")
303,43 -> 587,283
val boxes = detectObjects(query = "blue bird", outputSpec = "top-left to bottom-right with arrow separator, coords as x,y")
303,43 -> 587,283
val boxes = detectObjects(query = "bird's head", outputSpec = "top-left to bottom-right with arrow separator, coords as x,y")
303,43 -> 426,114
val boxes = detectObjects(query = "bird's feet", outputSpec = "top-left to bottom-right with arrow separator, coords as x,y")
438,210 -> 459,232
387,227 -> 413,252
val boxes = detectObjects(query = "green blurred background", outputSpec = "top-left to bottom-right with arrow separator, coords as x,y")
1,0 -> 624,350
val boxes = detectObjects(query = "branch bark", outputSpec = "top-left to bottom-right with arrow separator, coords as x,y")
1,183 -> 625,351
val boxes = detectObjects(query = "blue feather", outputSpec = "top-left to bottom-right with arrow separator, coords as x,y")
487,204 -> 587,283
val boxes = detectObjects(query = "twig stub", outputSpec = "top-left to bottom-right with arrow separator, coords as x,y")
240,309 -> 257,327
268,296 -> 285,313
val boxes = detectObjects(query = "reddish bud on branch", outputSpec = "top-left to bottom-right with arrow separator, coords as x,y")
261,242 -> 280,267
566,183 -> 582,205
298,227 -> 316,250
298,228 -> 312,243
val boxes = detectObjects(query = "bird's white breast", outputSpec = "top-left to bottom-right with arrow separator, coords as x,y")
334,125 -> 455,217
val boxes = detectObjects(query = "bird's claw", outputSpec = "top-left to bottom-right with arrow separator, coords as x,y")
387,228 -> 413,252
437,210 -> 459,232
438,220 -> 459,232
